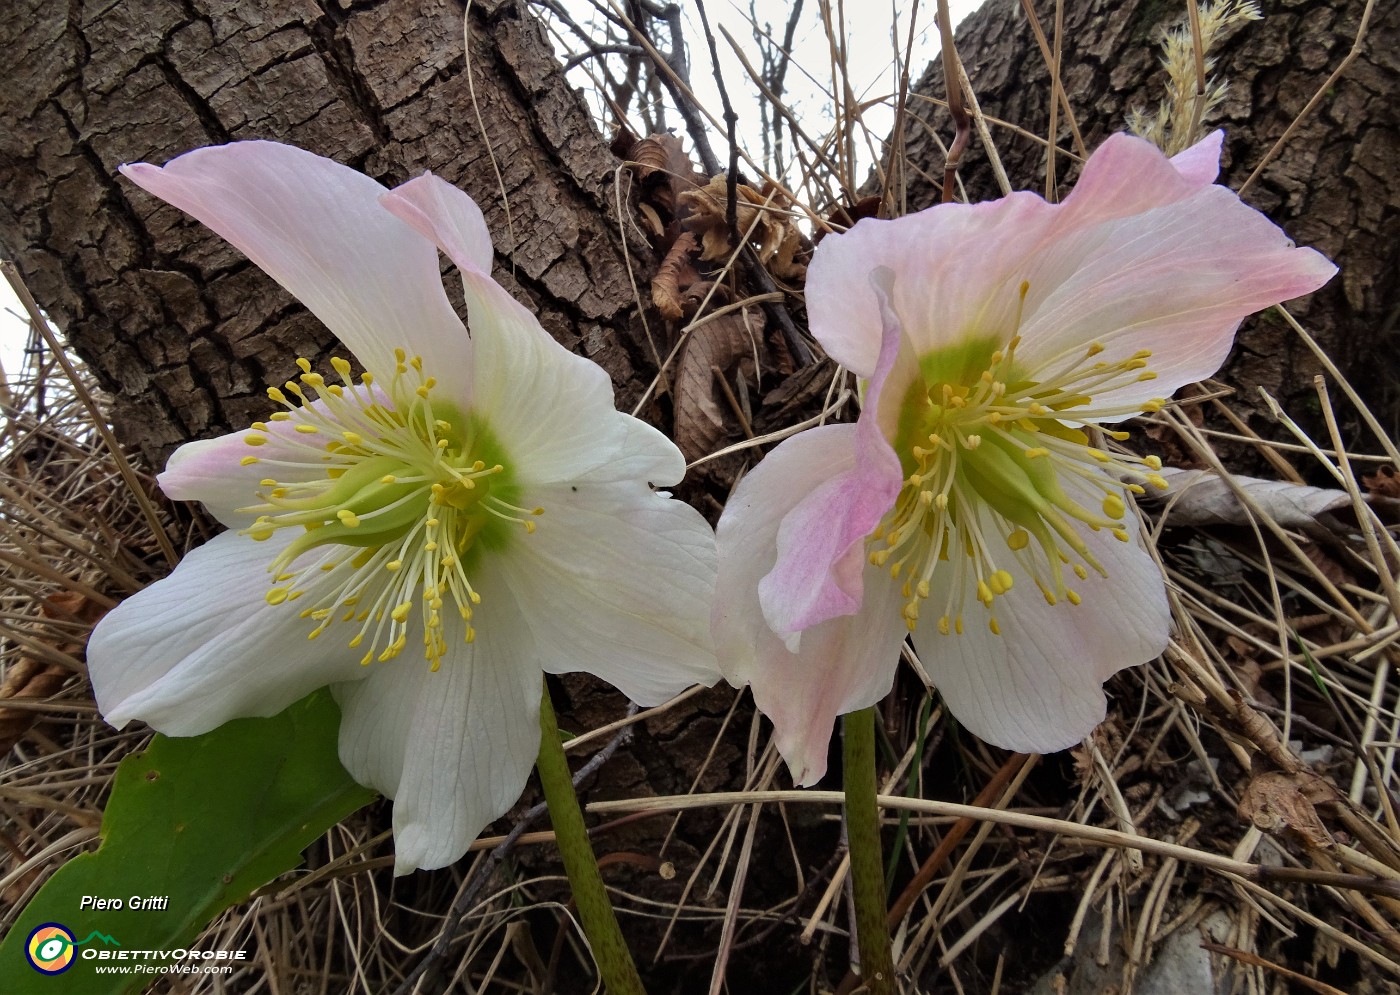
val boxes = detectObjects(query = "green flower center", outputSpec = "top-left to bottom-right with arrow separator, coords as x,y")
869,285 -> 1168,637
237,350 -> 539,670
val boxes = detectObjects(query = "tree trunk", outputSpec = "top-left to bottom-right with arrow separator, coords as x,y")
1,0 -> 656,460
0,2 -> 767,980
902,0 -> 1399,433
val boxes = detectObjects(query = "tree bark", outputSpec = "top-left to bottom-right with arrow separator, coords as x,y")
1,0 -> 656,460
902,0 -> 1399,431
1,4 -> 776,979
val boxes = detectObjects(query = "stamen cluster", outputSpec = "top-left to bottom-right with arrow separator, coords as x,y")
237,350 -> 542,670
869,287 -> 1169,637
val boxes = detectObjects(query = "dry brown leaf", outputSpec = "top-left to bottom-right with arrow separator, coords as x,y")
615,131 -> 703,217
0,658 -> 69,753
608,123 -> 641,162
1227,689 -> 1300,773
637,202 -> 665,239
1299,540 -> 1357,590
677,175 -> 806,279
1363,464 -> 1400,500
819,194 -> 882,243
673,309 -> 762,463
623,133 -> 692,182
1237,769 -> 1339,849
0,590 -> 103,753
628,135 -> 671,178
680,280 -> 732,317
1228,656 -> 1269,703
651,231 -> 698,321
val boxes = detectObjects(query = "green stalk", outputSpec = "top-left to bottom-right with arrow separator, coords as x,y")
535,686 -> 646,994
844,707 -> 897,994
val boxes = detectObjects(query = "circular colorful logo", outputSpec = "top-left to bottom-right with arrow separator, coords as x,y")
25,923 -> 76,975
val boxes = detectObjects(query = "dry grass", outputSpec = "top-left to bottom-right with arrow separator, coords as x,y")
2,0 -> 1397,992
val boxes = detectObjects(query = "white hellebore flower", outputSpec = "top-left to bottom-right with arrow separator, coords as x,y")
89,142 -> 720,873
713,132 -> 1336,785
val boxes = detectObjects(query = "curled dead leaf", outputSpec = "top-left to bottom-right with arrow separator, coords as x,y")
0,590 -> 104,753
637,202 -> 665,239
1149,468 -> 1346,528
652,231 -> 698,321
0,658 -> 70,753
614,131 -> 703,217
1145,467 -> 1400,535
1227,689 -> 1299,774
627,135 -> 671,179
680,280 -> 732,317
677,176 -> 807,280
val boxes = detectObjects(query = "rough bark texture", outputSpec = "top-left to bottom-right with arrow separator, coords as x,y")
1,4 -> 783,985
904,0 -> 1399,439
0,0 -> 658,461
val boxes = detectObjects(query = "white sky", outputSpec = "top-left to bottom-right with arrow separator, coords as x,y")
0,0 -> 985,387
1,285 -> 33,387
560,0 -> 984,188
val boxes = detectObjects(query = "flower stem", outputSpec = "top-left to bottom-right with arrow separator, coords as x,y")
844,706 -> 897,994
535,685 -> 646,995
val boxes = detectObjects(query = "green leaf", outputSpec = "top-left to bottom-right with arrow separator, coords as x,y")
1,691 -> 375,993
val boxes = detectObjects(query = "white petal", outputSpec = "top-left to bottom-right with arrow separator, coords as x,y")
88,531 -> 370,735
716,424 -> 857,673
714,425 -> 908,784
381,170 -> 494,272
332,600 -> 541,874
1015,185 -> 1336,412
159,431 -> 265,528
911,506 -> 1169,754
121,142 -> 469,381
495,480 -> 719,705
380,174 -> 684,487
158,392 -> 379,528
806,131 -> 1333,419
806,193 -> 1058,376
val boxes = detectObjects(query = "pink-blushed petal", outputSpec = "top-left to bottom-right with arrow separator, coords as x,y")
332,599 -> 540,874
1058,132 -> 1218,224
120,142 -> 469,382
759,274 -> 904,641
1169,130 -> 1224,185
495,480 -> 718,705
88,531 -> 370,736
753,568 -> 909,786
714,427 -> 909,785
159,431 -> 267,528
380,171 -> 494,273
380,174 -> 684,488
1014,186 -> 1336,411
806,193 -> 1059,376
910,503 -> 1169,754
158,385 -> 400,528
807,131 -> 1333,410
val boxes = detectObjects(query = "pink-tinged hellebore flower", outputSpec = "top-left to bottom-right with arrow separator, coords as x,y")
88,142 -> 719,873
713,132 -> 1336,784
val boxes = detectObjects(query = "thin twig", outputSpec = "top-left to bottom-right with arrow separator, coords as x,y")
3,261 -> 178,568
935,0 -> 969,202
